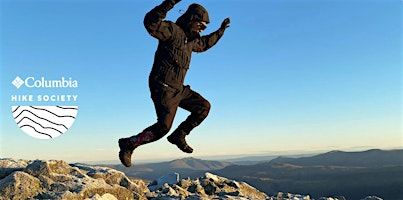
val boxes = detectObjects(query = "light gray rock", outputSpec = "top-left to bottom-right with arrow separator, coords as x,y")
0,171 -> 43,200
0,158 -> 385,200
0,159 -> 147,200
318,197 -> 346,200
361,196 -> 383,200
147,172 -> 268,200
73,163 -> 150,196
85,193 -> 118,200
200,172 -> 268,200
0,158 -> 30,179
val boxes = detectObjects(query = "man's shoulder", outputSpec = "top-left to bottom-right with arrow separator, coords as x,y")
163,21 -> 187,35
164,20 -> 181,29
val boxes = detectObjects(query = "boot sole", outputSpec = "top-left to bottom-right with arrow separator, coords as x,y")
167,136 -> 193,153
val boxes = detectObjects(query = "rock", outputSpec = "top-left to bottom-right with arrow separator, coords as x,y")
284,193 -> 310,200
178,178 -> 192,189
200,172 -> 268,199
0,158 -> 148,200
0,171 -> 43,200
146,172 -> 268,200
361,196 -> 383,200
172,184 -> 190,197
86,193 -> 119,200
318,197 -> 346,200
0,158 -> 30,179
72,163 -> 150,196
186,179 -> 207,197
0,158 -> 386,200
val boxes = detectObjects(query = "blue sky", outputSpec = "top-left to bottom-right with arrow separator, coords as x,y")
1,0 -> 401,163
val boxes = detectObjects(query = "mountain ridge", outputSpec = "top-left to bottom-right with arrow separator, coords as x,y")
267,148 -> 403,167
106,156 -> 232,180
102,149 -> 402,199
213,149 -> 403,199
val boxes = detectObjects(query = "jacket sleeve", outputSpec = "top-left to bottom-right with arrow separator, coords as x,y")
143,0 -> 178,41
192,28 -> 226,52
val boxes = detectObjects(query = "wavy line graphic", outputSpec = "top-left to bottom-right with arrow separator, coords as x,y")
56,106 -> 78,110
13,109 -> 69,130
12,106 -> 78,139
20,125 -> 53,138
13,106 -> 76,119
17,117 -> 64,134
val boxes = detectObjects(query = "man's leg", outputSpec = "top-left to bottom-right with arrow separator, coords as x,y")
168,86 -> 211,153
119,86 -> 180,167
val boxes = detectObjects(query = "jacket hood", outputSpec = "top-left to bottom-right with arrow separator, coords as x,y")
176,4 -> 209,39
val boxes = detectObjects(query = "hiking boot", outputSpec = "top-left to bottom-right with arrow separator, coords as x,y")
119,131 -> 155,167
167,133 -> 193,153
118,138 -> 137,167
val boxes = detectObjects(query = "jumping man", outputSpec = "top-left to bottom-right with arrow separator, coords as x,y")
118,0 -> 230,167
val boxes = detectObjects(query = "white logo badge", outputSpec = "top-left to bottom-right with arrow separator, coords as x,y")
12,106 -> 78,139
11,75 -> 79,139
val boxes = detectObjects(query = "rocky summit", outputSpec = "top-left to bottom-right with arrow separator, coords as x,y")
0,158 -> 147,200
0,158 -> 383,200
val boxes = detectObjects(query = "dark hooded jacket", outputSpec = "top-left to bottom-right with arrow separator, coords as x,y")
144,0 -> 226,90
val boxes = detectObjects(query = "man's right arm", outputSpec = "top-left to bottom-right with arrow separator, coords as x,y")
143,0 -> 181,41
193,18 -> 230,52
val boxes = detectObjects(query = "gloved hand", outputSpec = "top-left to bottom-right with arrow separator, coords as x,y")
221,18 -> 230,29
171,0 -> 181,4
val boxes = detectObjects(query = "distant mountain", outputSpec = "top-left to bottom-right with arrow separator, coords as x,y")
104,149 -> 403,199
223,155 -> 281,165
269,149 -> 403,167
223,153 -> 317,165
213,149 -> 403,200
107,157 -> 232,180
167,157 -> 232,170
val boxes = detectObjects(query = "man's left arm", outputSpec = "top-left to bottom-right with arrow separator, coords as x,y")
193,18 -> 230,52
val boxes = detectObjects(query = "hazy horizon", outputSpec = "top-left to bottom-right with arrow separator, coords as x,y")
3,146 -> 401,165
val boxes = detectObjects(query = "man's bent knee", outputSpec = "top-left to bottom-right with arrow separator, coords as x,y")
200,100 -> 211,119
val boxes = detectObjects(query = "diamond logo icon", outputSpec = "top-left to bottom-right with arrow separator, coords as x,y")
12,76 -> 24,89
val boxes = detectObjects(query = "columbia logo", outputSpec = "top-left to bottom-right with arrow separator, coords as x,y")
12,76 -> 24,89
11,76 -> 78,88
